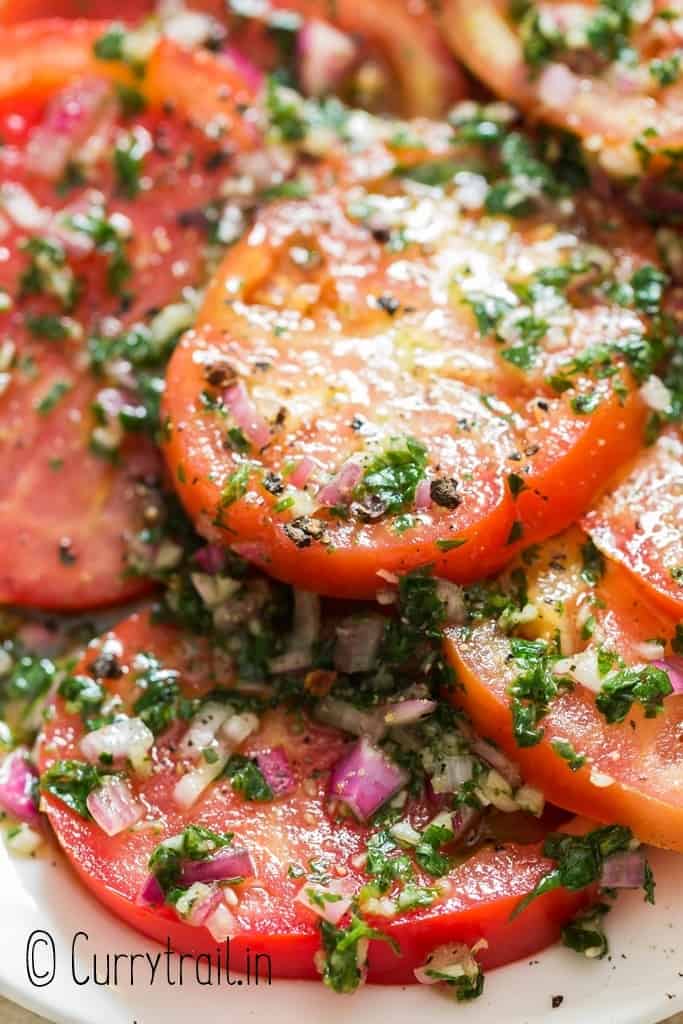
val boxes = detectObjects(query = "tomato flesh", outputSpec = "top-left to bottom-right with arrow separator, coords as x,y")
163,179 -> 651,598
0,21 -> 255,608
38,610 -> 591,983
582,427 -> 683,618
445,531 -> 683,852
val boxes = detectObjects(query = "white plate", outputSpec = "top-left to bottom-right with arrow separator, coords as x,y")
0,835 -> 682,1024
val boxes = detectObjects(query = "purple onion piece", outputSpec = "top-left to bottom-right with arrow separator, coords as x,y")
194,543 -> 227,575
223,381 -> 271,451
0,749 -> 40,826
255,747 -> 296,797
180,847 -> 255,886
653,657 -> 683,694
289,456 -> 315,490
297,19 -> 358,97
383,699 -> 437,727
414,478 -> 432,511
86,776 -> 143,837
316,461 -> 362,509
333,614 -> 386,674
138,873 -> 164,907
328,737 -> 408,822
600,849 -> 646,889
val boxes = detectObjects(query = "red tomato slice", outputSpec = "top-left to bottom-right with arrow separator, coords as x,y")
439,0 -> 683,181
0,0 -> 467,120
445,529 -> 683,852
582,427 -> 683,618
163,178 -> 650,599
0,21 -> 256,608
38,609 -> 591,984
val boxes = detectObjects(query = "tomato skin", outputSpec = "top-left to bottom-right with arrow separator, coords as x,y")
582,427 -> 683,618
445,553 -> 683,852
38,610 -> 592,984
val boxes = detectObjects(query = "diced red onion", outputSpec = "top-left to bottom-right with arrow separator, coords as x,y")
296,876 -> 356,925
26,78 -> 113,180
205,900 -> 237,942
328,737 -> 408,822
138,873 -> 164,907
333,614 -> 385,674
255,746 -> 296,797
230,541 -> 267,563
221,45 -> 264,94
316,460 -> 362,508
537,63 -> 578,110
653,657 -> 683,694
414,479 -> 432,511
430,754 -> 474,793
469,736 -> 522,788
269,590 -> 320,673
414,942 -> 483,986
315,696 -> 386,742
451,805 -> 481,843
289,456 -> 315,490
173,752 -> 228,809
298,19 -> 358,97
435,579 -> 466,625
0,749 -> 40,826
185,884 -> 224,927
179,702 -> 232,760
80,717 -> 154,775
223,381 -> 271,451
86,775 -> 143,837
554,648 -> 601,693
180,847 -> 254,886
383,699 -> 437,727
600,849 -> 646,889
193,543 -> 227,575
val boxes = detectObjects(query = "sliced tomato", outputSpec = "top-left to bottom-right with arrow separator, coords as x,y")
163,176 -> 650,598
439,0 -> 683,181
445,529 -> 683,852
582,427 -> 683,618
0,21 -> 257,608
38,609 -> 592,983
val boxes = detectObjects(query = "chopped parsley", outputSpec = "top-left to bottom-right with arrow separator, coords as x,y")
318,914 -> 398,994
551,738 -> 586,772
562,903 -> 610,959
40,759 -> 102,818
353,436 -> 428,519
225,755 -> 273,801
595,664 -> 672,724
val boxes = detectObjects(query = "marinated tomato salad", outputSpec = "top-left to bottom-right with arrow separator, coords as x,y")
0,0 -> 681,1009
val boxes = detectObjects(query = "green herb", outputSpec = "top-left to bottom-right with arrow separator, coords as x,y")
436,538 -> 467,552
464,293 -> 513,336
225,755 -> 273,801
58,674 -> 104,724
366,831 -> 413,892
650,53 -> 681,86
580,537 -> 605,584
35,379 -> 71,415
40,759 -> 102,818
93,24 -> 126,61
508,637 -> 561,747
56,161 -> 86,196
551,738 -> 586,772
148,824 -> 233,894
261,179 -> 311,200
518,5 -> 563,70
570,391 -> 601,415
395,161 -> 461,187
114,135 -> 144,198
318,914 -> 399,994
595,664 -> 672,724
116,83 -> 147,117
24,314 -> 70,340
20,237 -> 77,310
5,655 -> 55,705
355,436 -> 428,517
562,903 -> 610,958
415,820 -> 454,877
132,656 -> 181,735
67,205 -> 132,296
219,463 -> 250,509
512,824 -> 635,918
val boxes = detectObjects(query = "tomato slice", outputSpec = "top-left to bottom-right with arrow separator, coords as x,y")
38,609 -> 591,984
0,21 -> 256,608
445,529 -> 683,852
0,1 -> 467,120
439,0 -> 683,181
163,173 -> 651,598
582,427 -> 683,618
